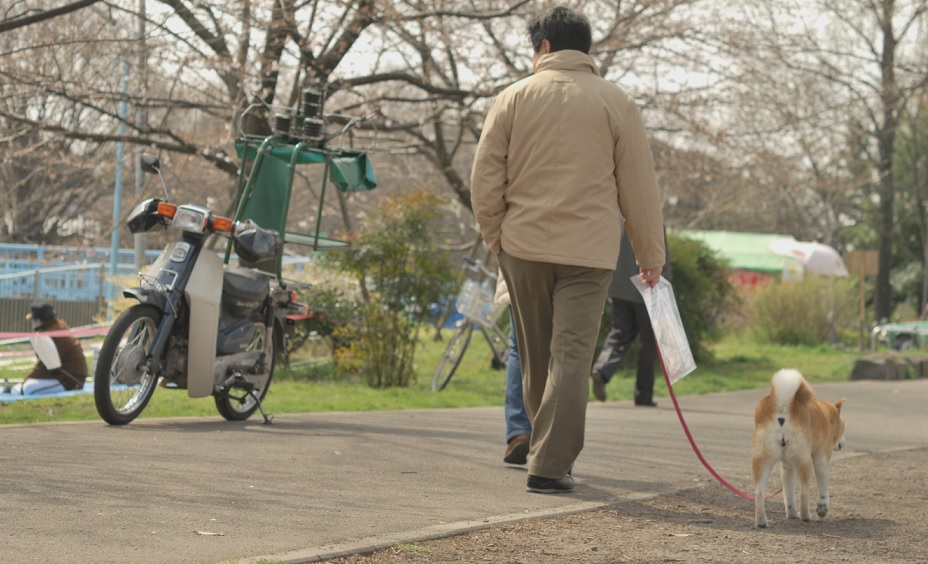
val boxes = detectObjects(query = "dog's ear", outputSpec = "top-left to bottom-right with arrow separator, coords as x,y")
834,398 -> 845,411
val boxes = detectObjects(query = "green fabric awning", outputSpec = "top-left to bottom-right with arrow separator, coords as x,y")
673,229 -> 802,274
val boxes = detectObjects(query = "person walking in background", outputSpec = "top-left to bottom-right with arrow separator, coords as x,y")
6,304 -> 88,395
471,6 -> 665,494
494,275 -> 531,465
592,225 -> 672,406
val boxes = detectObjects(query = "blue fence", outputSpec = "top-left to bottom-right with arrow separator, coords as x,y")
0,243 -> 317,331
0,243 -> 160,302
0,243 -> 316,302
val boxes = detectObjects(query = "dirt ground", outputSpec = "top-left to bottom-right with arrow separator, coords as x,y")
328,448 -> 928,563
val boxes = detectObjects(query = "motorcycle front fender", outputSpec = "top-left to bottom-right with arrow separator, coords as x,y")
122,286 -> 162,308
184,250 -> 223,398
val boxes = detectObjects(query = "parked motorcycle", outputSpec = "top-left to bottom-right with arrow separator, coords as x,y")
94,153 -> 301,425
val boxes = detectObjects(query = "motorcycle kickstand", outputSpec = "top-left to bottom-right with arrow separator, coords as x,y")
226,370 -> 273,424
247,389 -> 274,425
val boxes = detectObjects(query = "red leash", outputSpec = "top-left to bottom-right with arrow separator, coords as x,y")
659,357 -> 779,500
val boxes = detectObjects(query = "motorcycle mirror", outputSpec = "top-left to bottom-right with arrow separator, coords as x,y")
140,153 -> 170,201
140,153 -> 161,174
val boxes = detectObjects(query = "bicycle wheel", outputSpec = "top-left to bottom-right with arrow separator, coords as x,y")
482,325 -> 509,370
431,323 -> 474,391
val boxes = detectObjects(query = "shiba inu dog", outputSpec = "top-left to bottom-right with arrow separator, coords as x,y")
752,369 -> 846,528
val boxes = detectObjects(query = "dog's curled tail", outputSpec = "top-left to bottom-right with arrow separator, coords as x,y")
771,368 -> 804,413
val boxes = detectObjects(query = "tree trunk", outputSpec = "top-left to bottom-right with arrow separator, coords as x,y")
874,0 -> 899,322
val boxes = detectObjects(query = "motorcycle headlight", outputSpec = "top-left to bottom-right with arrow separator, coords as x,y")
172,205 -> 210,233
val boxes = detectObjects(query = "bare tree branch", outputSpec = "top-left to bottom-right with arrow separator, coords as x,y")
0,0 -> 101,33
0,109 -> 238,175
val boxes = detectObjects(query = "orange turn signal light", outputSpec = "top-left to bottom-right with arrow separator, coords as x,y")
156,202 -> 177,218
212,216 -> 233,232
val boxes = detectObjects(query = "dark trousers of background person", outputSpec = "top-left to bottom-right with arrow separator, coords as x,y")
499,250 -> 612,480
592,298 -> 658,406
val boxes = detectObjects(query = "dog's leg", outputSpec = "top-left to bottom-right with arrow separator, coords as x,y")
812,453 -> 831,519
797,458 -> 814,522
780,461 -> 800,520
753,454 -> 776,528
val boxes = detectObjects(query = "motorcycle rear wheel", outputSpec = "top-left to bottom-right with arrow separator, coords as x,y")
94,304 -> 162,425
214,322 -> 279,421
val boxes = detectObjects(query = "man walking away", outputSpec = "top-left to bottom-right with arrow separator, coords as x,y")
471,5 -> 665,494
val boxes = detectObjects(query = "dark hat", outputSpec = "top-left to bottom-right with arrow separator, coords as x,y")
26,303 -> 55,322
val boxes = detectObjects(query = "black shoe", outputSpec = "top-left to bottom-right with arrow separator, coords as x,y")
635,400 -> 658,407
527,474 -> 575,494
590,371 -> 607,402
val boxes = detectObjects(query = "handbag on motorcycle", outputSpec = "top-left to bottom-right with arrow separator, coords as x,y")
233,221 -> 283,263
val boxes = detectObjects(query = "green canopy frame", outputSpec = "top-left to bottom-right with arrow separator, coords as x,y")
225,135 -> 377,283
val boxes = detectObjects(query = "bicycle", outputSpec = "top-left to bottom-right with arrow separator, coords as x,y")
431,258 -> 509,391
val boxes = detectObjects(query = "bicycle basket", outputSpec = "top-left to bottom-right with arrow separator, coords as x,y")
455,279 -> 495,327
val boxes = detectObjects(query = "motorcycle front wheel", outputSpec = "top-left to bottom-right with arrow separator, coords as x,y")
214,322 -> 279,421
94,304 -> 163,425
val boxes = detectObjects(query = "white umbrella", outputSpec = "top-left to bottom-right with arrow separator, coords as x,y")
769,238 -> 849,277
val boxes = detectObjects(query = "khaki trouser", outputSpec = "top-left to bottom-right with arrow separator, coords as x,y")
498,250 -> 612,479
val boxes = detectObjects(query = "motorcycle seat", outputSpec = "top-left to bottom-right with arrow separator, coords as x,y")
223,266 -> 270,302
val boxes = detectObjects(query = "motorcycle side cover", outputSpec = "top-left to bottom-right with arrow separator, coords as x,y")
185,250 -> 223,398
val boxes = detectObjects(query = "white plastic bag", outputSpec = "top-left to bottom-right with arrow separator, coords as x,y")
30,335 -> 62,370
632,276 -> 696,384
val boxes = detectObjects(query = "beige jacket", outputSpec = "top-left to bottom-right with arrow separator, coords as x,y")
470,50 -> 665,271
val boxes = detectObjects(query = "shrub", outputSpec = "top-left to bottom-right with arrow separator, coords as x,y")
667,233 -> 740,362
323,191 -> 457,387
286,282 -> 363,361
748,276 -> 857,346
92,275 -> 140,323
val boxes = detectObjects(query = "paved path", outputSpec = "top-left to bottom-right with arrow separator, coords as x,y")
1,379 -> 925,564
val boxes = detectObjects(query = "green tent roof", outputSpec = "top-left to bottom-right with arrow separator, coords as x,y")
672,229 -> 803,274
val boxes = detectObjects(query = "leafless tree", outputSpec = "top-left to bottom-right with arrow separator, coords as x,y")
712,0 -> 928,319
2,0 -> 709,249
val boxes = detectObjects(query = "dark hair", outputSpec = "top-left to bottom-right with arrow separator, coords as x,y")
527,6 -> 592,54
29,303 -> 55,322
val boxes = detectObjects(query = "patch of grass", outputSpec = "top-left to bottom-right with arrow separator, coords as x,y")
0,331 -> 865,425
394,543 -> 431,554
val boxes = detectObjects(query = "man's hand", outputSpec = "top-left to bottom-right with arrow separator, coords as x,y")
639,267 -> 662,288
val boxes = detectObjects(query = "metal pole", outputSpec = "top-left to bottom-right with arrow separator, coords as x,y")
859,274 -> 866,351
134,0 -> 147,271
922,202 -> 928,319
99,263 -> 106,317
109,61 -> 129,319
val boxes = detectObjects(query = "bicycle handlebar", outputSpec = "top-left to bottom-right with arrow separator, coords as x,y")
463,257 -> 497,281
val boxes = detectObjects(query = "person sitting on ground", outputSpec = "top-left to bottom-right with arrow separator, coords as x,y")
8,304 -> 88,395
